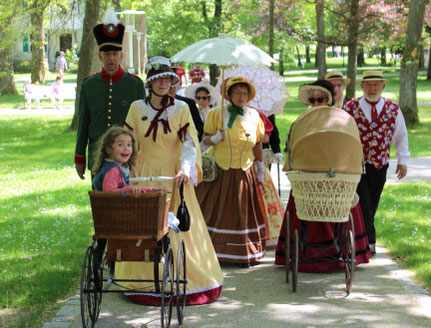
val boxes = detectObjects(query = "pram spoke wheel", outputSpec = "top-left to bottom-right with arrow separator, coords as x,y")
176,239 -> 187,325
292,229 -> 299,292
80,241 -> 103,328
344,215 -> 355,293
161,247 -> 174,328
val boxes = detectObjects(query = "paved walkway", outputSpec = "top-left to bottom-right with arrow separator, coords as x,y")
42,158 -> 431,328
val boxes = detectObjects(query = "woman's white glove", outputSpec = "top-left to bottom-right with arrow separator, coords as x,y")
256,160 -> 265,183
274,152 -> 284,164
210,129 -> 223,144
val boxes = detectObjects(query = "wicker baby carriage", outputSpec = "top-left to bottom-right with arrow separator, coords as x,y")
80,190 -> 187,328
284,106 -> 363,293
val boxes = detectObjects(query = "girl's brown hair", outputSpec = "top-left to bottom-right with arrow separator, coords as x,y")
91,126 -> 138,175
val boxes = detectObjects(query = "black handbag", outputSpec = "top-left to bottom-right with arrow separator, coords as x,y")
176,184 -> 190,231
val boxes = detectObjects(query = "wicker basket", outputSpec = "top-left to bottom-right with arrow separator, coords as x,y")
88,191 -> 170,240
287,171 -> 361,222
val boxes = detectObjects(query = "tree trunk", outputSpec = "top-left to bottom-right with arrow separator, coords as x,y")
0,49 -> 17,95
346,0 -> 359,99
357,47 -> 364,67
70,0 -> 101,130
30,7 -> 47,84
427,48 -> 431,80
208,0 -> 222,86
315,0 -> 326,79
279,47 -> 284,76
296,45 -> 302,67
268,0 -> 274,71
380,46 -> 386,66
418,43 -> 424,69
0,17 -> 17,95
306,45 -> 311,63
399,0 -> 427,126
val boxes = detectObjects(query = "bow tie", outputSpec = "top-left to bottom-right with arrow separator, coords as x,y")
227,105 -> 244,128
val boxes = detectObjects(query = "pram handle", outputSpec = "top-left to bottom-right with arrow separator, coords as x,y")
130,176 -> 175,183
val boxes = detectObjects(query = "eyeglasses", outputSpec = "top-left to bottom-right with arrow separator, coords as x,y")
153,77 -> 172,84
196,96 -> 209,100
308,97 -> 327,104
233,91 -> 249,97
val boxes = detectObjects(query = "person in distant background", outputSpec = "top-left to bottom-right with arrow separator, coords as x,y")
23,79 -> 40,109
172,62 -> 187,86
51,76 -> 64,108
55,51 -> 68,76
189,63 -> 205,83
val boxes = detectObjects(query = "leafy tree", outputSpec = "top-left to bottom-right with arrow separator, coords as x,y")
399,0 -> 429,126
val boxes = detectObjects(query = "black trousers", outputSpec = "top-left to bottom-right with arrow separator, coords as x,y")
357,163 -> 389,244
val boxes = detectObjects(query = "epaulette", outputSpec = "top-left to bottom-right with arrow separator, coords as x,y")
83,72 -> 97,81
127,71 -> 144,82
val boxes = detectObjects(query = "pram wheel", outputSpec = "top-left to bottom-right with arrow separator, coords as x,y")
176,239 -> 187,325
161,247 -> 174,328
292,229 -> 299,292
80,240 -> 103,328
285,211 -> 291,283
344,214 -> 355,293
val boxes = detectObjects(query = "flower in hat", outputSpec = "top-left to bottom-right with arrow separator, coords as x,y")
145,56 -> 179,88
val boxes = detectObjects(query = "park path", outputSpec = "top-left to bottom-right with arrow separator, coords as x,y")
42,158 -> 431,328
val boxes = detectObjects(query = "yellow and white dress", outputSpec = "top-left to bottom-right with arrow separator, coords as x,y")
116,98 -> 223,305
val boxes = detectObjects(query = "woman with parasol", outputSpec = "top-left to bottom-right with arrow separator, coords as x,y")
196,76 -> 266,268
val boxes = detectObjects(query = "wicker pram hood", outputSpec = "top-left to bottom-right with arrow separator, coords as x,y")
284,106 -> 363,175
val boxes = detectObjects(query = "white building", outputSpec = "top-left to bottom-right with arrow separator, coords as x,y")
12,3 -> 85,71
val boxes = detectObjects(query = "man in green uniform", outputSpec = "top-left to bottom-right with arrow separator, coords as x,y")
75,8 -> 145,179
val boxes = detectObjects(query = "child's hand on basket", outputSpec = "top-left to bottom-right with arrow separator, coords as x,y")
129,185 -> 145,197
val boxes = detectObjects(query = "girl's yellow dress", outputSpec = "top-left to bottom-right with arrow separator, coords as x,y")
115,99 -> 223,305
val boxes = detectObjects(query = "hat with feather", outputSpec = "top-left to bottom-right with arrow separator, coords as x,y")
93,7 -> 125,52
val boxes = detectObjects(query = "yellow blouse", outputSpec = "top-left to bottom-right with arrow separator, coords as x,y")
204,105 -> 264,170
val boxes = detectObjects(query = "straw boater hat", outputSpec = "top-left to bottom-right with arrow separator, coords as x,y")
298,80 -> 335,106
325,71 -> 350,85
144,56 -> 179,88
359,70 -> 389,82
93,7 -> 125,52
220,76 -> 256,102
185,79 -> 217,106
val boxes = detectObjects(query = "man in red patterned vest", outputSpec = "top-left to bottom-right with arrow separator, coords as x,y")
344,71 -> 410,255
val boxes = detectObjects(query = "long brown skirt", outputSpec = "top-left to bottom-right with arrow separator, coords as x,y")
196,166 -> 266,264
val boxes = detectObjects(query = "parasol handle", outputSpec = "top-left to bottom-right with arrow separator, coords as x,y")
221,66 -> 225,128
130,176 -> 175,183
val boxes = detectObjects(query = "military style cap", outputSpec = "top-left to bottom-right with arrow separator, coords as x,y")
94,7 -> 125,52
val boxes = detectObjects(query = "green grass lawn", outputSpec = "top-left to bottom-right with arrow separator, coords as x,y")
0,114 -> 93,327
377,183 -> 431,289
